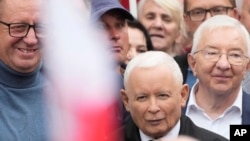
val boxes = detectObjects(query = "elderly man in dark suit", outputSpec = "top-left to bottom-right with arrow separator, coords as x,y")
119,51 -> 228,141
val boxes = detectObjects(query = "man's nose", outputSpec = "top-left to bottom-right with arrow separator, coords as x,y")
23,27 -> 38,45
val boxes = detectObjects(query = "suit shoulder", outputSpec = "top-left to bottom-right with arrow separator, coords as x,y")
179,116 -> 229,141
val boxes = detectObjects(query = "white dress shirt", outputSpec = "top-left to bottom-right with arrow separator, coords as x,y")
186,82 -> 242,139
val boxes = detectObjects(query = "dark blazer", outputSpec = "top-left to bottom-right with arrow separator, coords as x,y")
120,115 -> 228,141
182,91 -> 250,124
174,54 -> 188,84
239,92 -> 250,124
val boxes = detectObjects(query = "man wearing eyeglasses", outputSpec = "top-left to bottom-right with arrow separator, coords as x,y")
184,0 -> 239,45
0,0 -> 48,140
175,0 -> 239,92
185,15 -> 250,139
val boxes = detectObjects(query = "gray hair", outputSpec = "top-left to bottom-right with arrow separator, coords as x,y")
191,15 -> 250,57
123,51 -> 183,89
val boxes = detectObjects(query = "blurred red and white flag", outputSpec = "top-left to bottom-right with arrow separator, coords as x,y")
42,0 -> 119,141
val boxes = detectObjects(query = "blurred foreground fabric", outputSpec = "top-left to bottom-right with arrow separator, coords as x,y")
42,0 -> 119,140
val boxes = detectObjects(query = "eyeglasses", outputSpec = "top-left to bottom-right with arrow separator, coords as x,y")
186,6 -> 234,22
194,48 -> 249,66
0,20 -> 46,38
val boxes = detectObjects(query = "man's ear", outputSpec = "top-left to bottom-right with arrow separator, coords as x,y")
187,53 -> 197,77
180,84 -> 189,107
120,89 -> 130,112
232,8 -> 240,20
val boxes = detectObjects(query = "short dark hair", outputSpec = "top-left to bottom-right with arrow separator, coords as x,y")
127,20 -> 153,51
183,0 -> 236,13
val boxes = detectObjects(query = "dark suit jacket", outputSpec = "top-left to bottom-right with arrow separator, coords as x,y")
174,54 -> 188,84
120,115 -> 228,141
242,92 -> 250,124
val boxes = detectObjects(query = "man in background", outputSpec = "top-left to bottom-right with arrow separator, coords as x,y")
91,0 -> 134,127
91,0 -> 134,74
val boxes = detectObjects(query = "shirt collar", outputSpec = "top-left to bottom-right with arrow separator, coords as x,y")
186,81 -> 243,115
229,88 -> 242,115
186,81 -> 199,114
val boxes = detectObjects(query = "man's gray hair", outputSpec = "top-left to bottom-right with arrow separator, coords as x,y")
191,15 -> 250,57
124,51 -> 183,89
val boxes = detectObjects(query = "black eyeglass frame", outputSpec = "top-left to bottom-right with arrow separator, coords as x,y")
0,20 -> 43,38
186,6 -> 234,22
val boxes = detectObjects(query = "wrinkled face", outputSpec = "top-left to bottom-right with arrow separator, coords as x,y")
240,0 -> 250,33
188,27 -> 249,95
0,0 -> 42,73
138,0 -> 180,53
101,10 -> 129,65
126,27 -> 147,63
121,66 -> 188,138
184,0 -> 238,39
